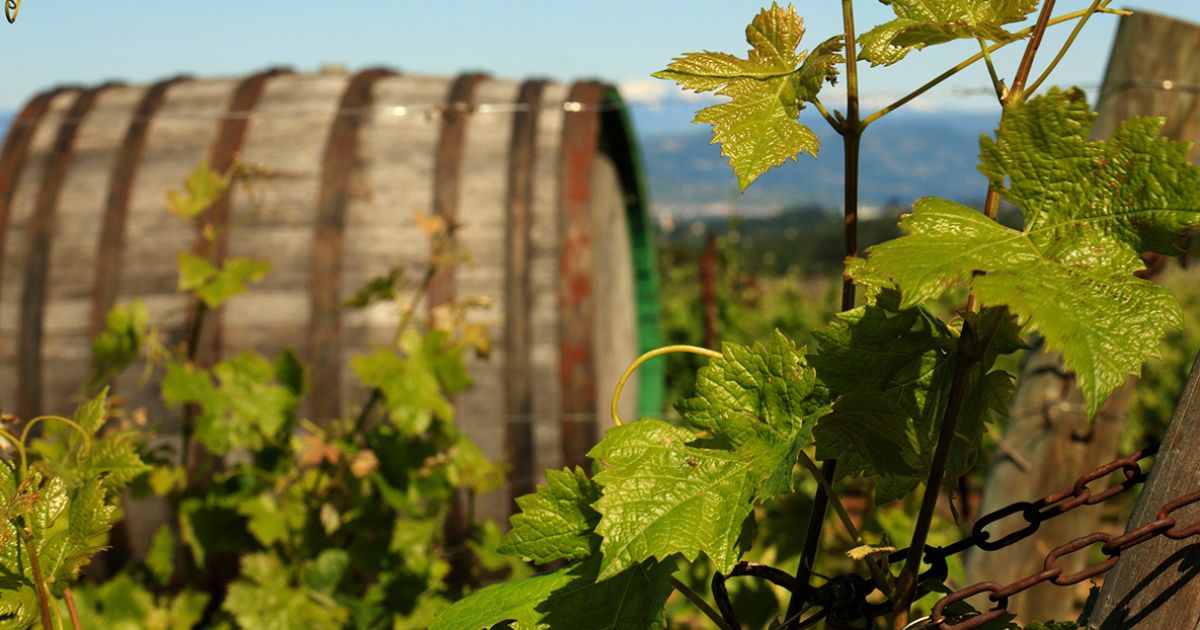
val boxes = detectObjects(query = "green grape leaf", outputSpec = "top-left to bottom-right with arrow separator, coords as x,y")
813,392 -> 922,478
980,88 -> 1200,255
32,391 -> 150,492
676,330 -> 824,496
653,3 -> 843,189
177,253 -> 270,308
223,553 -> 349,630
88,300 -> 148,390
236,494 -> 290,547
72,387 -> 109,435
811,292 -> 1019,501
861,196 -> 1184,416
500,467 -> 601,564
305,549 -> 350,595
146,525 -> 175,585
859,0 -> 1038,66
342,267 -> 404,309
589,419 -> 758,579
163,352 -> 297,453
166,161 -> 227,220
431,558 -> 672,630
0,585 -> 38,630
353,333 -> 464,434
70,437 -> 151,491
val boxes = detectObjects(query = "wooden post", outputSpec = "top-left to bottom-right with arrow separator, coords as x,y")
965,10 -> 1200,622
700,231 -> 719,350
1088,353 -> 1200,628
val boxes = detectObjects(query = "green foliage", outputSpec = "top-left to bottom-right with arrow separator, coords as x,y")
88,299 -> 148,391
222,553 -> 349,630
177,252 -> 271,309
811,293 -> 1020,500
859,0 -> 1038,66
0,158 -> 512,629
161,351 -> 298,454
980,88 -> 1200,255
594,334 -> 819,578
499,467 -> 601,564
64,574 -> 208,630
430,559 -> 673,630
653,2 -> 843,189
166,161 -> 228,220
0,391 -> 149,626
857,93 -> 1200,416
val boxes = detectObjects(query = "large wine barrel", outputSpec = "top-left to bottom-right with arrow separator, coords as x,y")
0,68 -> 663,517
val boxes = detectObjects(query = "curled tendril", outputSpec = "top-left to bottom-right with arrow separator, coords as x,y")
610,344 -> 722,426
5,0 -> 20,25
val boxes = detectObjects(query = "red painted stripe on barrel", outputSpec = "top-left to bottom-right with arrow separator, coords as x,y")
307,68 -> 396,423
559,81 -> 608,470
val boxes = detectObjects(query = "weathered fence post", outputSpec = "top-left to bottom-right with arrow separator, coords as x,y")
1087,353 -> 1200,628
965,10 -> 1200,622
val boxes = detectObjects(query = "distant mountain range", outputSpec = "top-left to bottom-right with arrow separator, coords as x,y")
0,101 -> 999,219
627,97 -> 1000,218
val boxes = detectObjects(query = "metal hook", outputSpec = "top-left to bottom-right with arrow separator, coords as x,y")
901,616 -> 939,630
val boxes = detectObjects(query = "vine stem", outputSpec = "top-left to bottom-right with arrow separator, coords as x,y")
862,6 -> 1119,128
20,521 -> 54,630
355,258 -> 441,434
64,587 -> 82,630
892,3 -> 1059,626
785,3 -> 860,628
797,450 -> 893,595
670,576 -> 735,630
1024,0 -> 1108,97
1007,0 -> 1059,102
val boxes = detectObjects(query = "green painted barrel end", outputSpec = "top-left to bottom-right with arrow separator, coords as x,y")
600,88 -> 665,418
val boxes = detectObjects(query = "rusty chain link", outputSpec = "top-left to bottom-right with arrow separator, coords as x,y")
770,445 -> 1200,628
931,486 -> 1200,629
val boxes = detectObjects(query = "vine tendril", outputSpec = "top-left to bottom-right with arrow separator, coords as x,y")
610,344 -> 722,426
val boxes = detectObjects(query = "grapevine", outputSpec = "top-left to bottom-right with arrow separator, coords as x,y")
436,1 -> 1200,628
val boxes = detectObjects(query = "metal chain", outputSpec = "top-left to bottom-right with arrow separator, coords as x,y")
931,483 -> 1200,629
780,445 -> 1200,629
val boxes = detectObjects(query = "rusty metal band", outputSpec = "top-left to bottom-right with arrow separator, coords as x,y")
426,72 -> 488,314
188,67 -> 289,368
558,81 -> 608,470
504,79 -> 547,509
307,68 -> 396,423
90,76 -> 190,337
0,87 -> 74,315
16,83 -> 117,419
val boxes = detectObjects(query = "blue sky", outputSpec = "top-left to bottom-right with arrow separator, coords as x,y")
2,2 -> 1198,113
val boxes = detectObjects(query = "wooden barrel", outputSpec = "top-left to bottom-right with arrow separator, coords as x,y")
0,68 -> 663,517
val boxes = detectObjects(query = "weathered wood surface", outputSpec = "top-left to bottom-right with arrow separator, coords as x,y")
1091,11 -> 1200,163
965,10 -> 1200,621
0,70 -> 652,531
1088,352 -> 1200,629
